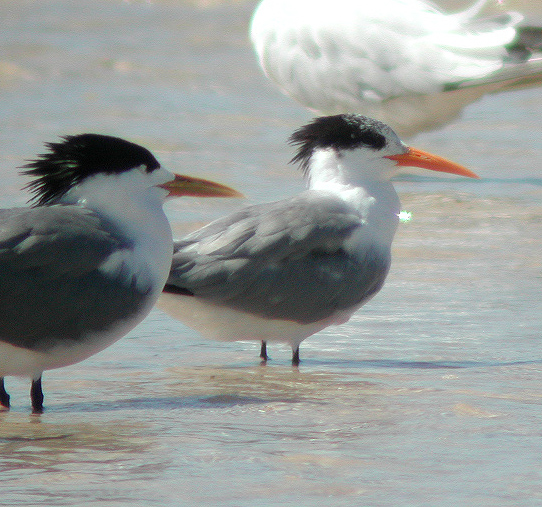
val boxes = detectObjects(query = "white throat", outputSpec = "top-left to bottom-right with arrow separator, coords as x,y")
307,149 -> 401,249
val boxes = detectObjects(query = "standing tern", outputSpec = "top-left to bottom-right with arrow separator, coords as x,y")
0,133 -> 240,413
250,0 -> 542,136
160,114 -> 479,365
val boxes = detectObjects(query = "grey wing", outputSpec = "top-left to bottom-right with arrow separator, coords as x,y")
166,192 -> 391,324
0,206 -> 151,351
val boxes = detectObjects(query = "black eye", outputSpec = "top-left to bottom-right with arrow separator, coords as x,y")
357,130 -> 386,150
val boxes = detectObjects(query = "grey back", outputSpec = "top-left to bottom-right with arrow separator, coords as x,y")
0,206 -> 151,351
166,191 -> 391,323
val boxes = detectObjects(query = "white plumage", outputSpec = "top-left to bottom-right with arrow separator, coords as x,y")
250,0 -> 542,136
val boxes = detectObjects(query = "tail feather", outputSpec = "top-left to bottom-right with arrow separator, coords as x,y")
445,55 -> 542,93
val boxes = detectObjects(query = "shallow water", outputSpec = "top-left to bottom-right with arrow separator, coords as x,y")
1,0 -> 542,505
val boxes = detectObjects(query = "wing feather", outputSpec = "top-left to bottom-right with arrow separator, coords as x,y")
0,206 -> 151,351
166,192 -> 390,323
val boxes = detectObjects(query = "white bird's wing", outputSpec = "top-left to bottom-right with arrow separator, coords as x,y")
0,206 -> 152,351
250,0 -> 542,135
166,191 -> 391,324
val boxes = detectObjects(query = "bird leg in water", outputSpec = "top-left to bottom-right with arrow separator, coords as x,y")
292,347 -> 300,366
0,378 -> 10,409
31,376 -> 44,414
260,340 -> 268,362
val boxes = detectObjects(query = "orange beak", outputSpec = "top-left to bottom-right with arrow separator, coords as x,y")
160,174 -> 243,198
386,147 -> 479,178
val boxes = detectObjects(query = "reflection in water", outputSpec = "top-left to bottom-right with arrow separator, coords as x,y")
0,418 -> 154,469
2,358 -> 542,505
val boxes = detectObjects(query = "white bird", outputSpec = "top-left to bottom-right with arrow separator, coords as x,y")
250,0 -> 542,136
0,134 -> 240,413
159,114 -> 479,365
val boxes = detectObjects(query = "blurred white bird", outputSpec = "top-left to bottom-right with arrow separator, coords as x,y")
250,0 -> 542,136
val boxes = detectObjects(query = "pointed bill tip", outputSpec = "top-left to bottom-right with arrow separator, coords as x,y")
161,174 -> 244,198
386,147 -> 480,179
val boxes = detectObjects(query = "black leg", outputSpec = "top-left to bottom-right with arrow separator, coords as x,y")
0,377 -> 10,409
31,376 -> 44,414
292,346 -> 300,366
260,340 -> 268,362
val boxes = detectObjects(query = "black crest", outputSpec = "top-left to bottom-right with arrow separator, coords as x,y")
22,134 -> 161,206
289,114 -> 388,173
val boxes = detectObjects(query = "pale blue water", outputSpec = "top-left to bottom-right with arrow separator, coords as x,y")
0,1 -> 541,506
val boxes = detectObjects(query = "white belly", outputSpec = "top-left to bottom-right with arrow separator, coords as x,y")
0,308 -> 151,379
159,292 -> 355,350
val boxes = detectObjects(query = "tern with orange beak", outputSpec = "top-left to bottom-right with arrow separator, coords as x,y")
160,114 -> 478,365
0,133 -> 240,412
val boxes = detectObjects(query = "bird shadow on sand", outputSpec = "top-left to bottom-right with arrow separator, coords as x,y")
38,358 -> 542,414
48,393 -> 271,413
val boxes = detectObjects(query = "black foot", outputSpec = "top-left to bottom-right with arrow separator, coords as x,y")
0,377 -> 10,410
31,376 -> 44,414
260,340 -> 268,362
292,347 -> 300,366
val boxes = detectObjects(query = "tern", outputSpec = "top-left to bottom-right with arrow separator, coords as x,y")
160,114 -> 479,365
250,0 -> 542,136
0,133 -> 240,413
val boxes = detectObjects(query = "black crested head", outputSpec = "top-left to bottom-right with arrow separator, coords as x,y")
22,133 -> 161,206
289,114 -> 388,173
